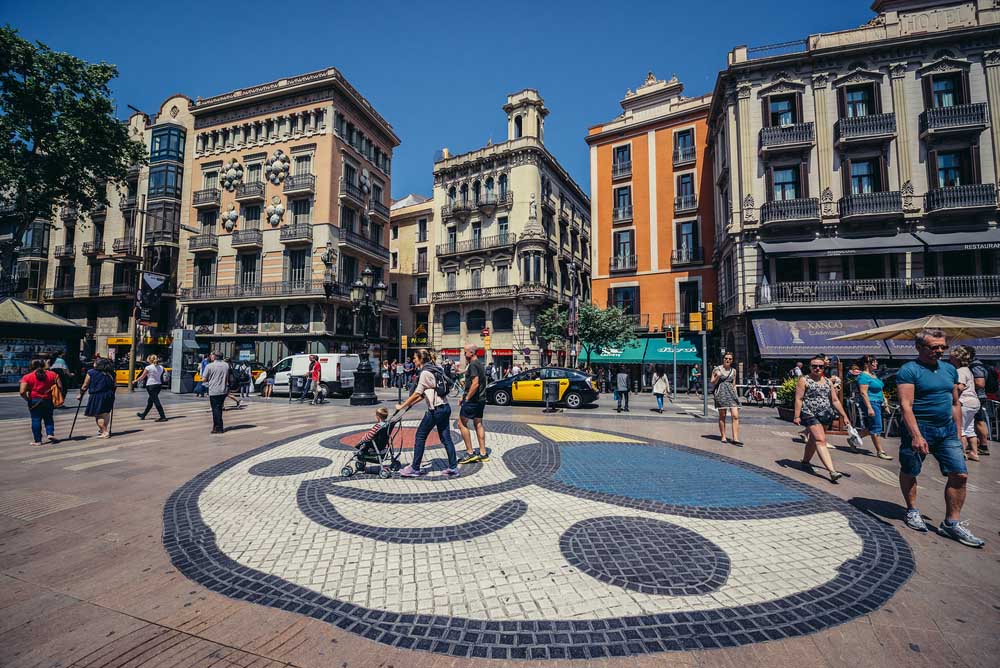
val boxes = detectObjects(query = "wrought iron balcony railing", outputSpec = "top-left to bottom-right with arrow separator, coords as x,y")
54,245 -> 75,259
673,145 -> 696,164
145,228 -> 180,244
433,285 -> 520,303
612,161 -> 632,178
627,313 -> 650,331
756,275 -> 1000,306
435,233 -> 516,256
919,103 -> 988,135
925,184 -> 997,212
369,200 -> 390,219
609,255 -> 637,272
59,206 -> 77,220
412,260 -> 429,274
839,191 -> 903,219
409,294 -> 430,305
180,279 -> 336,301
613,205 -> 633,223
836,113 -> 896,142
340,180 -> 365,203
760,197 -> 820,224
193,188 -> 221,206
45,284 -> 135,300
284,173 -> 316,193
671,246 -> 704,265
231,228 -> 263,246
188,234 -> 218,251
759,122 -> 815,151
112,237 -> 139,256
235,181 -> 266,201
340,229 -> 389,259
280,224 -> 313,243
675,194 -> 698,212
82,241 -> 104,256
18,245 -> 48,259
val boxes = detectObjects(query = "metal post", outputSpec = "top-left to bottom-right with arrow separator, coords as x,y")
127,195 -> 147,393
672,325 -> 678,405
701,330 -> 709,417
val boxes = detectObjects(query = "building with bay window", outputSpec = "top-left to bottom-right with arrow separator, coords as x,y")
710,0 -> 1000,365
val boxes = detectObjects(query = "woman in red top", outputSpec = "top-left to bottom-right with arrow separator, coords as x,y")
20,359 -> 63,446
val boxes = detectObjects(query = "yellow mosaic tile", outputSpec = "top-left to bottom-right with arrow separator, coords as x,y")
528,424 -> 645,443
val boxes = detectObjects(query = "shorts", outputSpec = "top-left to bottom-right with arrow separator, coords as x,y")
863,404 -> 883,436
266,378 -> 275,385
974,405 -> 989,424
900,420 -> 967,477
960,405 -> 979,437
800,413 -> 832,428
460,400 -> 485,420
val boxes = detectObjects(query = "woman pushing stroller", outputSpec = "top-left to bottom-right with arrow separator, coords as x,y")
396,349 -> 459,478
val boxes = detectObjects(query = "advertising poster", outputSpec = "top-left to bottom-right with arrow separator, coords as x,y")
0,337 -> 65,384
753,318 -> 887,358
137,272 -> 167,327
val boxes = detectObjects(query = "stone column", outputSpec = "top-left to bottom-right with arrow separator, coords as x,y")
735,81 -> 756,226
811,73 -> 836,220
195,134 -> 204,153
889,63 -> 912,193
982,51 -> 1000,187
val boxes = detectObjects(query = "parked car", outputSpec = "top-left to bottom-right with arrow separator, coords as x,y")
486,367 -> 598,409
269,353 -> 360,397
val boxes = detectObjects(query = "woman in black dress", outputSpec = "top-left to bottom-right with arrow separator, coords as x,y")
79,358 -> 116,438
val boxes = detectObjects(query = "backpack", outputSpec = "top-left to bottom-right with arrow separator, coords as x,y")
423,364 -> 451,398
236,365 -> 251,385
227,366 -> 242,391
980,362 -> 999,395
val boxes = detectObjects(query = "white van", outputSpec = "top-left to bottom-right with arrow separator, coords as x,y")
270,354 -> 360,397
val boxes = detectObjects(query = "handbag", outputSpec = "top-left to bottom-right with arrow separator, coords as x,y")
613,389 -> 619,401
50,382 -> 65,408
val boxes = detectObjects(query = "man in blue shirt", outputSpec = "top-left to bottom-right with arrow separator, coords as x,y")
897,329 -> 984,547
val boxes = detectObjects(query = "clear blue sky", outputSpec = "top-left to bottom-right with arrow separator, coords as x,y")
6,0 -> 874,200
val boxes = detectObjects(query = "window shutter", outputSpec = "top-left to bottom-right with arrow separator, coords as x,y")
836,87 -> 847,119
960,70 -> 971,106
793,93 -> 803,124
969,145 -> 980,183
841,157 -> 852,196
606,287 -> 613,308
798,161 -> 809,198
927,149 -> 939,188
922,75 -> 933,109
765,165 -> 774,201
634,285 -> 642,316
879,154 -> 889,192
872,83 -> 883,114
761,97 -> 771,128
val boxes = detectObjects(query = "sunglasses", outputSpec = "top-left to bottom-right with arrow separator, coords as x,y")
922,344 -> 948,351
810,364 -> 825,369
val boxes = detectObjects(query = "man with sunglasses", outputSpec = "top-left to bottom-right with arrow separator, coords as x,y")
896,329 -> 985,547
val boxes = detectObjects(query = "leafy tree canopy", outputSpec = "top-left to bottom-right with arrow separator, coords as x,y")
535,301 -> 636,367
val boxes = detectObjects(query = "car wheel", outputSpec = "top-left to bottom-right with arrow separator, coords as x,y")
320,382 -> 330,397
493,389 -> 511,406
564,391 -> 583,409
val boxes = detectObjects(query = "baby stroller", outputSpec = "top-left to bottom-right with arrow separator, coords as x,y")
340,408 -> 406,479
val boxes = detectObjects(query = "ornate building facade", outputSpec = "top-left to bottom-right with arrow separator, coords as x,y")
388,193 -> 433,357
179,68 -> 399,363
586,73 -> 717,341
710,0 -> 1000,363
429,90 -> 592,370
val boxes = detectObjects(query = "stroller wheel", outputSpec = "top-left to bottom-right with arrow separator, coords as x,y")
390,460 -> 402,471
378,468 -> 392,479
340,466 -> 354,477
355,461 -> 366,472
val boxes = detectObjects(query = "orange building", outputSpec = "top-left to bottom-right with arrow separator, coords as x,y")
586,73 -> 716,341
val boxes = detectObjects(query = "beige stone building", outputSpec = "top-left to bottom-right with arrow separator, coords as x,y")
179,68 -> 400,363
388,193 -> 433,357
428,90 -> 592,370
710,0 -> 1000,364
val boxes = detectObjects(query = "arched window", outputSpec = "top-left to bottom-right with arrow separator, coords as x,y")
460,184 -> 469,205
492,308 -> 514,332
448,186 -> 456,205
498,174 -> 508,197
467,309 -> 486,332
473,180 -> 481,204
514,115 -> 523,138
485,177 -> 494,197
443,311 -> 461,333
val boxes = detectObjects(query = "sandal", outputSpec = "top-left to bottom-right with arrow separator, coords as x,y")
966,451 -> 980,462
876,452 -> 893,460
829,471 -> 843,484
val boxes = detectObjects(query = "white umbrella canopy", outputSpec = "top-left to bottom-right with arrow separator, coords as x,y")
829,315 -> 1000,342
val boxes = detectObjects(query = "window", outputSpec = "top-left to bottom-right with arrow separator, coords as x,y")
498,174 -> 508,197
371,223 -> 383,246
391,225 -> 398,240
341,205 -> 355,233
416,248 -> 427,271
613,144 -> 630,167
467,310 -> 486,331
471,268 -> 481,289
294,155 -> 312,176
496,264 -> 508,286
768,95 -> 796,126
194,257 -> 214,288
677,221 -> 698,256
614,186 -> 632,210
677,173 -> 695,197
679,280 -> 700,314
22,220 -> 49,251
148,164 -> 183,199
472,222 -> 482,246
473,181 -> 481,204
932,73 -> 961,108
390,282 -> 397,298
675,129 -> 694,150
344,162 -> 357,186
448,186 -> 457,205
65,223 -> 76,245
89,263 -> 102,290
203,170 -> 218,190
844,85 -> 875,118
246,163 -> 262,183
372,180 -> 383,205
292,199 -> 311,225
446,271 -> 457,291
514,115 -> 523,138
243,205 -> 261,228
150,126 -> 185,162
417,218 -> 427,242
493,308 -> 514,331
416,277 -> 427,300
93,222 -> 105,245
460,184 -> 469,205
239,253 -> 258,287
772,167 -> 801,200
443,311 -> 461,332
286,249 -> 309,284
936,151 -> 970,187
447,227 -> 457,250
849,159 -> 879,194
117,304 -> 130,333
390,251 -> 398,269
485,177 -> 494,197
498,216 -> 509,240
198,211 -> 216,234
341,255 -> 357,284
613,230 -> 634,257
612,286 -> 636,314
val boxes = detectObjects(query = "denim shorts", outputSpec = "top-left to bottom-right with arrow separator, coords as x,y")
900,419 -> 967,477
863,404 -> 883,436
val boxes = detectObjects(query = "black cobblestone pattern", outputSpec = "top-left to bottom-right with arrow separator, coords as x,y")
163,420 -> 915,660
248,456 -> 333,477
560,517 -> 731,596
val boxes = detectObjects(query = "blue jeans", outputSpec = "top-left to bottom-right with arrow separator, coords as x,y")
863,403 -> 883,436
900,419 -> 967,477
654,393 -> 664,410
412,404 -> 457,470
299,378 -> 312,402
29,398 -> 55,442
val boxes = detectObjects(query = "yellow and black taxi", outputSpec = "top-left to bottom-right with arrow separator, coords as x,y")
486,367 -> 599,409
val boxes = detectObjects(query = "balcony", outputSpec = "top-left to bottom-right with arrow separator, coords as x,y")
839,191 -> 903,221
145,228 -> 179,244
919,103 -> 988,138
443,201 -> 474,222
82,241 -> 104,257
925,184 -> 997,214
760,197 -> 820,225
59,206 -> 77,220
412,259 -> 429,274
612,161 -> 632,179
18,245 -> 48,260
627,313 -> 650,332
436,233 -> 517,256
369,200 -> 390,221
673,145 -> 696,166
188,234 -> 218,252
284,173 -> 316,194
339,180 -> 366,206
180,279 -> 335,302
759,122 -> 815,156
756,275 -> 1000,307
91,202 -> 108,218
671,246 -> 704,266
476,193 -> 506,216
235,181 -> 266,202
45,284 -> 135,301
409,294 -> 430,306
231,228 -> 263,248
613,205 -> 633,224
280,224 -> 313,244
193,188 -> 221,208
835,113 -> 896,146
54,245 -> 75,260
340,229 -> 389,260
675,194 -> 698,214
433,285 -> 520,303
609,255 -> 637,273
121,195 -> 137,210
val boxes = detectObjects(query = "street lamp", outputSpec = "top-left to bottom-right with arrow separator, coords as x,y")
349,266 -> 386,406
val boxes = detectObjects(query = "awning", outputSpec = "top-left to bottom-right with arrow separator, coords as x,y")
0,298 -> 86,330
758,233 -> 924,258
581,340 -> 645,364
878,318 -> 1000,359
642,335 -> 702,365
914,228 -> 1000,252
752,317 -> 888,359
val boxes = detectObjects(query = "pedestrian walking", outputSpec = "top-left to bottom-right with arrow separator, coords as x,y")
615,366 -> 630,412
511,362 -> 522,377
48,350 -> 70,407
950,345 -> 981,462
381,360 -> 391,389
791,361 -> 804,378
195,354 -> 209,398
20,359 -> 62,446
299,355 -> 318,403
224,358 -> 244,409
856,355 -> 892,460
896,329 -> 985,547
968,350 -> 992,456
688,366 -> 701,395
652,366 -> 671,414
202,353 -> 230,434
793,355 -> 848,483
262,360 -> 275,400
458,344 -> 489,465
79,358 -> 116,439
711,352 -> 741,444
396,349 -> 459,477
135,354 -> 168,422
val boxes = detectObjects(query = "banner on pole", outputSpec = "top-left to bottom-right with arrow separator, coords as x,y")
136,272 -> 167,327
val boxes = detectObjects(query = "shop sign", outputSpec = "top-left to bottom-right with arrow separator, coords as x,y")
107,337 -> 132,345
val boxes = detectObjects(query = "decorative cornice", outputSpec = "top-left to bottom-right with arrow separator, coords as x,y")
756,78 -> 806,99
832,67 -> 885,88
916,56 -> 972,76
984,50 -> 1000,68
889,62 -> 909,79
811,73 -> 831,89
736,81 -> 753,100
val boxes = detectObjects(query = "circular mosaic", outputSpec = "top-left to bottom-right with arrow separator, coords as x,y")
164,420 -> 914,660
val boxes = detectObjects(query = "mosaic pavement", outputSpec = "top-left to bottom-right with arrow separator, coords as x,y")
163,420 -> 914,661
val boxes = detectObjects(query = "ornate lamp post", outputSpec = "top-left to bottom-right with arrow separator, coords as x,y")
349,266 -> 386,406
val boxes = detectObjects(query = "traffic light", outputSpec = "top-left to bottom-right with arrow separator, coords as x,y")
689,311 -> 703,331
664,326 -> 675,344
705,302 -> 714,331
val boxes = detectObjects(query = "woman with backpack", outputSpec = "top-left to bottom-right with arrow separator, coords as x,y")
395,348 -> 459,478
20,358 -> 63,446
79,358 -> 116,439
134,354 -> 168,422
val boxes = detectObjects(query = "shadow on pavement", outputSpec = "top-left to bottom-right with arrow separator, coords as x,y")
849,497 -> 908,525
223,424 -> 256,432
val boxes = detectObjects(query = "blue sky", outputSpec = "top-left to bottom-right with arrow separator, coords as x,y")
6,0 -> 874,200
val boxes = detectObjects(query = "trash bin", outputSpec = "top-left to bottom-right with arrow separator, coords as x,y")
542,379 -> 561,405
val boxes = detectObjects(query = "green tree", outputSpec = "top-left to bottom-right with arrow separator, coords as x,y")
577,302 -> 635,368
0,26 -> 146,291
534,303 -> 567,350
